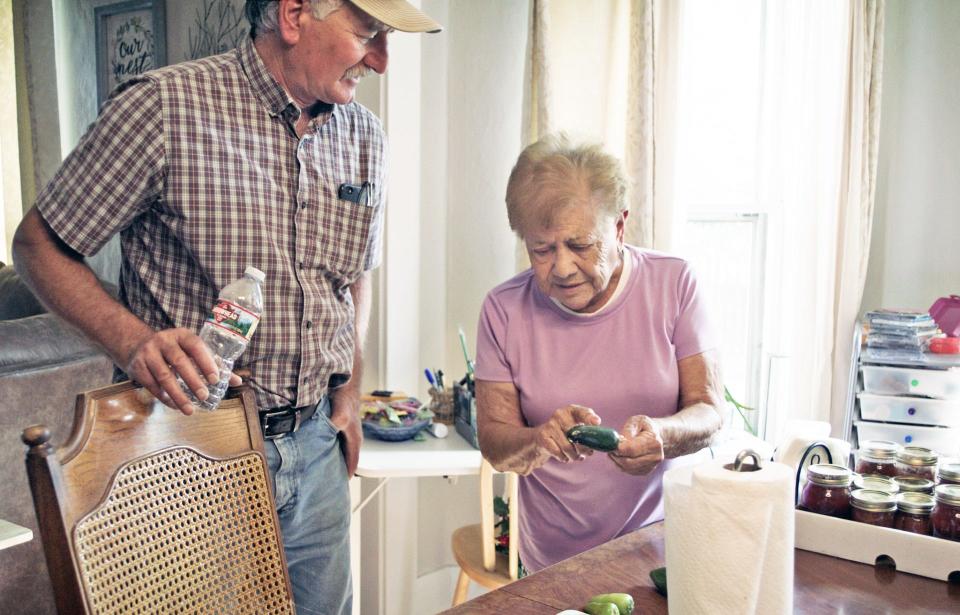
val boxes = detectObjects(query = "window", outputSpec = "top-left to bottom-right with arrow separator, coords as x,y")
673,0 -> 850,439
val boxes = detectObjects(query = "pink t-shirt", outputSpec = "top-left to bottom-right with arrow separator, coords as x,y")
475,246 -> 716,571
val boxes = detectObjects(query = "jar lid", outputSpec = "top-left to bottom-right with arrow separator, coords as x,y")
851,489 -> 897,512
806,464 -> 852,486
935,484 -> 960,506
893,476 -> 935,493
853,474 -> 899,494
897,492 -> 935,514
895,446 -> 939,466
938,463 -> 960,482
859,440 -> 900,460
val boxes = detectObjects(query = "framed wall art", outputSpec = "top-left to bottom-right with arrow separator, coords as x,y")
95,0 -> 167,105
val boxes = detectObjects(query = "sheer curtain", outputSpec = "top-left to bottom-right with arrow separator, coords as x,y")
754,0 -> 884,439
829,0 -> 885,432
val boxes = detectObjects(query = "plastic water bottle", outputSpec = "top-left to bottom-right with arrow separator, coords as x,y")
180,266 -> 265,411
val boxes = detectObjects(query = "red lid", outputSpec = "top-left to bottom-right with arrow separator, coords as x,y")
930,336 -> 960,354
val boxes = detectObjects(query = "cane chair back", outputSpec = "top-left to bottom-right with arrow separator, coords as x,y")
22,381 -> 294,614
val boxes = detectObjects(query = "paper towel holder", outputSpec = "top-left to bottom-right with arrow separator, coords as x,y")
793,442 -> 834,506
726,448 -> 763,472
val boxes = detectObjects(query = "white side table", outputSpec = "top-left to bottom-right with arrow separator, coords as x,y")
354,431 -> 483,615
0,519 -> 33,551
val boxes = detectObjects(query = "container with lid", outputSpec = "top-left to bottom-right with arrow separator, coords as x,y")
894,475 -> 936,494
850,489 -> 897,527
932,484 -> 960,541
853,474 -> 899,494
895,493 -> 935,535
855,440 -> 900,477
895,446 -> 939,481
937,462 -> 960,486
799,464 -> 852,518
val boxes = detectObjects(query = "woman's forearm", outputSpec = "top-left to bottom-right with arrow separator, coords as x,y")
478,420 -> 547,475
653,401 -> 722,458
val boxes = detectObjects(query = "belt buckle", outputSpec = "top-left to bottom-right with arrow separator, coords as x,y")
261,407 -> 302,440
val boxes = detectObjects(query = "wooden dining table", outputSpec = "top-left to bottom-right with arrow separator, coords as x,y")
441,522 -> 960,614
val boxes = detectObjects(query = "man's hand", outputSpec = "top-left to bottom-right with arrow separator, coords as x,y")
122,327 -> 231,415
330,385 -> 363,477
534,404 -> 602,465
610,415 -> 665,475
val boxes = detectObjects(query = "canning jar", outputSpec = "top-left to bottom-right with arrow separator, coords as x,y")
931,484 -> 960,541
853,474 -> 899,495
937,463 -> 960,486
855,440 -> 900,477
894,476 -> 935,495
895,493 -> 934,536
799,464 -> 852,518
895,446 -> 939,481
850,489 -> 897,528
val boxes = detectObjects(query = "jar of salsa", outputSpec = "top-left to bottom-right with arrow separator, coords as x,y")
937,463 -> 960,486
855,440 -> 900,477
894,476 -> 935,495
800,464 -> 852,518
895,493 -> 934,535
850,489 -> 897,527
931,484 -> 960,541
895,446 -> 939,481
853,474 -> 899,495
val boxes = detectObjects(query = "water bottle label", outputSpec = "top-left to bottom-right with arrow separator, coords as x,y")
207,299 -> 260,340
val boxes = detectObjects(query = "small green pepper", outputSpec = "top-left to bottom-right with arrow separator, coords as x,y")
649,566 -> 667,597
566,424 -> 623,452
588,592 -> 634,615
584,601 -> 619,615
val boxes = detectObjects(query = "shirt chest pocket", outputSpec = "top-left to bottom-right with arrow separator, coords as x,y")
311,180 -> 383,280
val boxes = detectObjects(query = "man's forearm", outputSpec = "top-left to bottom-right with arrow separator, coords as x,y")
12,208 -> 151,365
652,402 -> 722,458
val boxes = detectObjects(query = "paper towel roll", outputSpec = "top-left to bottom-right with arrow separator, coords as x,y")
664,455 -> 795,615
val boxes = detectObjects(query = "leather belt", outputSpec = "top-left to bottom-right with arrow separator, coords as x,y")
259,398 -> 325,440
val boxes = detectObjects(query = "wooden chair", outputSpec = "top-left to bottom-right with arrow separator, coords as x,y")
450,458 -> 520,606
22,381 -> 294,614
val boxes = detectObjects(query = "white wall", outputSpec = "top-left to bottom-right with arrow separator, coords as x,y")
862,0 -> 960,312
412,2 -> 529,612
415,0 -> 529,568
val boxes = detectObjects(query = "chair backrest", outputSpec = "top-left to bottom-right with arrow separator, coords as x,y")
479,459 -> 519,581
22,381 -> 294,614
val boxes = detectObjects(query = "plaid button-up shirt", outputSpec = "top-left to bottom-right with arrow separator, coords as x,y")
36,38 -> 387,410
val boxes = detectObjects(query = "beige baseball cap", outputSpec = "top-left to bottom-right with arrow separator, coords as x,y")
351,0 -> 443,33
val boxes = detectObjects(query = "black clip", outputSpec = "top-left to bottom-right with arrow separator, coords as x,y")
338,181 -> 373,206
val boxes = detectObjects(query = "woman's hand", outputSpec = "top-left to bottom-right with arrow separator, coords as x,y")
534,404 -> 603,464
610,414 -> 665,475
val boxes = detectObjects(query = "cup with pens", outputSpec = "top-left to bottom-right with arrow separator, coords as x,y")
424,368 -> 455,425
453,327 -> 480,449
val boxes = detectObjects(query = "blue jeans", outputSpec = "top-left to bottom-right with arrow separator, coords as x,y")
264,398 -> 352,615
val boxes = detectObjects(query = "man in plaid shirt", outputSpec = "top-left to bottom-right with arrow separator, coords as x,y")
13,1 -> 441,612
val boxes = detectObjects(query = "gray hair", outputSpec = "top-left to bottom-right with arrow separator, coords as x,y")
505,134 -> 628,238
245,0 -> 344,38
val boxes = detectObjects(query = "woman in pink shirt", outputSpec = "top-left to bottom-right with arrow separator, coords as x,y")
475,134 -> 724,572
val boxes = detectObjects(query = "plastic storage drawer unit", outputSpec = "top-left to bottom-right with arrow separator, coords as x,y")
858,393 -> 960,427
861,365 -> 960,399
855,421 -> 960,456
